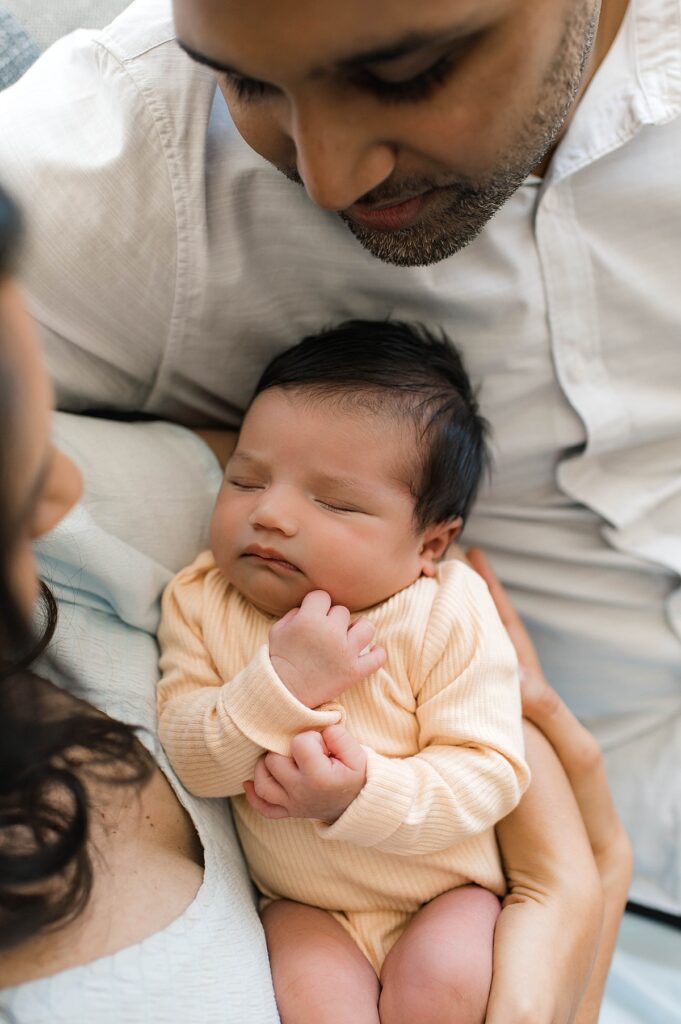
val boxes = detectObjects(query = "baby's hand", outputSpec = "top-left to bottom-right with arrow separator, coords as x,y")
243,725 -> 367,822
268,590 -> 385,708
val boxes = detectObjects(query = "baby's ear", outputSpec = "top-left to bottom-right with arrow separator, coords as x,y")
419,518 -> 463,577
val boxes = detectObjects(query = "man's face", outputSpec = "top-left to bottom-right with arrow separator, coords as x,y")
173,0 -> 598,266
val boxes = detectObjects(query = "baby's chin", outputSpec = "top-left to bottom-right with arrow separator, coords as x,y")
221,569 -> 307,619
216,552 -> 425,618
221,567 -> 356,618
234,576 -> 421,619
235,583 -> 334,619
245,592 -> 297,619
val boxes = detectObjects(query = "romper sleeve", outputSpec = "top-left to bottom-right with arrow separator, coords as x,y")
157,561 -> 343,797
316,564 -> 530,854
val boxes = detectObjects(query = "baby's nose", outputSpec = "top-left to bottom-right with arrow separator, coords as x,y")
248,495 -> 297,537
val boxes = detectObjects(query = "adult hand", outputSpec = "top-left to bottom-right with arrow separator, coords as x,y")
269,590 -> 386,708
243,724 -> 367,822
467,548 -> 633,1024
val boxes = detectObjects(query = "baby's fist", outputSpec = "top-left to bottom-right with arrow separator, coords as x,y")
269,590 -> 385,707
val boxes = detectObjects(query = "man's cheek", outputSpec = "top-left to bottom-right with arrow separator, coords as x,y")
222,94 -> 294,168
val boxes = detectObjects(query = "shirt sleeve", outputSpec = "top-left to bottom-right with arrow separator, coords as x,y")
315,566 -> 531,854
0,26 -> 204,412
157,563 -> 343,797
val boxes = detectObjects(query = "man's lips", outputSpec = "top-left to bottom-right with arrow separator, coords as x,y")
242,546 -> 301,573
346,189 -> 439,232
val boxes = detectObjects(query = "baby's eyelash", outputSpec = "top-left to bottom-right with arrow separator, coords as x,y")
318,500 -> 361,514
229,479 -> 264,490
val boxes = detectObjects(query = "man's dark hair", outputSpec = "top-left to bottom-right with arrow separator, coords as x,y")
253,319 -> 489,530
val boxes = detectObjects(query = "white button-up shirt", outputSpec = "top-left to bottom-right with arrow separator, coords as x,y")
0,0 -> 680,911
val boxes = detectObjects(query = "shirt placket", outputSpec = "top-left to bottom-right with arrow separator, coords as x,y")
534,177 -> 631,520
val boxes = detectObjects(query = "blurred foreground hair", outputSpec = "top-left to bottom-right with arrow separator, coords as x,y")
0,185 -> 152,950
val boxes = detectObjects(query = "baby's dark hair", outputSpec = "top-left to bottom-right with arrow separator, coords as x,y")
252,319 -> 489,531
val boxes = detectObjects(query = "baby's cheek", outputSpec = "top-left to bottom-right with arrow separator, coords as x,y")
209,494 -> 238,559
321,557 -> 376,612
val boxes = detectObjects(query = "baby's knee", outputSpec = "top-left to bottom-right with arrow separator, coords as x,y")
380,931 -> 492,1024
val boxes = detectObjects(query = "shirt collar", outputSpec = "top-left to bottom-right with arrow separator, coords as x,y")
548,0 -> 681,183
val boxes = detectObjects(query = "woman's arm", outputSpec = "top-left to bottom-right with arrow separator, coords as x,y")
487,722 -> 603,1023
467,548 -> 633,1024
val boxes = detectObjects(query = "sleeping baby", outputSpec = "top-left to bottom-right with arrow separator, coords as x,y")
157,319 -> 529,1024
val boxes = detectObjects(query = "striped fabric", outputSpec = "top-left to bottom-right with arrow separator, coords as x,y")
157,550 -> 529,958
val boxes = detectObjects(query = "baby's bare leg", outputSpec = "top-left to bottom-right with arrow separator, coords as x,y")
379,886 -> 500,1024
262,900 -> 381,1024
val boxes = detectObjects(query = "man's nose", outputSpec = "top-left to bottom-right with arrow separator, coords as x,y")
289,96 -> 396,211
248,489 -> 298,537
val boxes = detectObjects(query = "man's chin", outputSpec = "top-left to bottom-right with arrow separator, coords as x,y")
338,212 -> 485,268
275,159 -> 533,268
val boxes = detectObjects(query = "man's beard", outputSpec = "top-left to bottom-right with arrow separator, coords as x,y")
276,2 -> 598,267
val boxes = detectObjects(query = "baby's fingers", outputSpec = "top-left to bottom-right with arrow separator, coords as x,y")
348,616 -> 385,678
243,780 -> 289,819
298,590 -> 333,618
347,618 -> 384,677
269,605 -> 299,639
356,643 -> 386,679
327,604 -> 351,630
322,725 -> 367,774
290,730 -> 330,775
347,615 -> 376,654
253,755 -> 290,806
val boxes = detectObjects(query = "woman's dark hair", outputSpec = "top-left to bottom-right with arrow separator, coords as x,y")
253,319 -> 489,529
0,186 -> 152,950
0,187 -> 22,274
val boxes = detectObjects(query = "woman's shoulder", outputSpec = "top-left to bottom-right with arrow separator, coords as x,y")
0,761 -> 278,1022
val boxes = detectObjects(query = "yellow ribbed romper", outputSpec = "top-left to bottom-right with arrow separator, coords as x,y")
157,552 -> 530,973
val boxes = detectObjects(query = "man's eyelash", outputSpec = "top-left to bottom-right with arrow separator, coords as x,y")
353,54 -> 457,103
221,53 -> 457,105
221,72 -> 273,101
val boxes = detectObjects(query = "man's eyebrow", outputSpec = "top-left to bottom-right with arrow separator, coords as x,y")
335,30 -> 467,71
178,23 -> 475,79
178,39 -> 244,76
